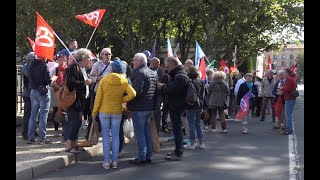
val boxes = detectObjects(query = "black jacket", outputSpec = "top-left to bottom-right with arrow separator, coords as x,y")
237,82 -> 258,105
65,63 -> 87,112
161,65 -> 189,111
127,64 -> 157,111
28,59 -> 51,90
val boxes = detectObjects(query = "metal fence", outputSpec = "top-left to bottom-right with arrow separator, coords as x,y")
16,65 -> 24,114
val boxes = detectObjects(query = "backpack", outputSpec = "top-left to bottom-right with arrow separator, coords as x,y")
176,74 -> 198,106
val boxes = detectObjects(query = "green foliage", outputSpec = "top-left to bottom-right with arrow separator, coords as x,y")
296,50 -> 304,82
16,0 -> 304,64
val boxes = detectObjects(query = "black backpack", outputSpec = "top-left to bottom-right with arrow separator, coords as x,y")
176,74 -> 198,106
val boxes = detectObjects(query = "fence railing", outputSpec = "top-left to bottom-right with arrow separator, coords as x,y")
16,65 -> 24,114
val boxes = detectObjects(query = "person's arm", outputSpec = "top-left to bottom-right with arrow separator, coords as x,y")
272,81 -> 279,96
161,75 -> 187,95
123,81 -> 137,103
131,71 -> 145,97
89,62 -> 99,83
66,65 -> 84,90
281,78 -> 296,92
234,79 -> 242,95
92,78 -> 104,117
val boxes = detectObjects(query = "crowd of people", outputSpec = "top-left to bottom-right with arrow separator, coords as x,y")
20,38 -> 298,169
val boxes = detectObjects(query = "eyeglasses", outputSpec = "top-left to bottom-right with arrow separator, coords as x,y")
104,53 -> 111,56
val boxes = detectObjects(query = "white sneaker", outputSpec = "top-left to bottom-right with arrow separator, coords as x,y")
102,162 -> 110,169
111,161 -> 117,169
196,143 -> 205,149
183,143 -> 195,150
242,128 -> 248,134
211,129 -> 217,133
220,129 -> 228,133
204,126 -> 209,130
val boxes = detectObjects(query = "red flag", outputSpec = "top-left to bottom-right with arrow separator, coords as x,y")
199,57 -> 206,80
268,55 -> 272,70
236,91 -> 253,120
26,36 -> 35,51
290,63 -> 297,74
75,9 -> 106,28
220,59 -> 227,70
35,12 -> 55,61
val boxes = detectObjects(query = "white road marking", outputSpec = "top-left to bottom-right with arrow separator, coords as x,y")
288,121 -> 301,180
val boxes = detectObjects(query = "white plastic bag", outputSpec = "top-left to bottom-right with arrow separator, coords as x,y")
123,118 -> 135,141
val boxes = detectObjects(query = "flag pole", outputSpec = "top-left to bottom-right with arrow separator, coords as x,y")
86,27 -> 98,49
52,31 -> 78,64
173,43 -> 180,56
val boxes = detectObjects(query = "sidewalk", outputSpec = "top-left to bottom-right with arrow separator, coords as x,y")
16,119 -> 173,180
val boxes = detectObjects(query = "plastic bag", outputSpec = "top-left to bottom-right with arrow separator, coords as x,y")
123,118 -> 134,140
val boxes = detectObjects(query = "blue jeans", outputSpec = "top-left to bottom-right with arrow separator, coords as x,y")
186,108 -> 204,142
170,108 -> 185,157
99,113 -> 122,163
132,111 -> 153,161
285,100 -> 296,133
62,115 -> 71,142
28,89 -> 51,141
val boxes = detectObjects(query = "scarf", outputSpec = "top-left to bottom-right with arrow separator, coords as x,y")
56,64 -> 67,85
246,81 -> 253,91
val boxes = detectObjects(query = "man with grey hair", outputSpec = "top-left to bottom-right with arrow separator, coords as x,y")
260,69 -> 276,122
184,59 -> 193,70
21,52 -> 38,140
128,53 -> 157,165
160,56 -> 189,161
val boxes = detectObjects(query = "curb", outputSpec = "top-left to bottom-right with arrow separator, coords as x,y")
16,137 -> 174,180
16,142 -> 103,180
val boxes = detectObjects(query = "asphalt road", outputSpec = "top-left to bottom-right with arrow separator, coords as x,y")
36,87 -> 304,180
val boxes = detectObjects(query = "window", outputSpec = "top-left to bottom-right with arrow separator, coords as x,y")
281,61 -> 285,67
289,61 -> 294,66
273,54 -> 278,60
290,54 -> 294,59
281,54 -> 286,59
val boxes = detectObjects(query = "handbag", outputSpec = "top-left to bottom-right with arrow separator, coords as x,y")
55,83 -> 76,111
53,108 -> 68,124
88,120 -> 100,145
37,85 -> 48,95
291,89 -> 299,97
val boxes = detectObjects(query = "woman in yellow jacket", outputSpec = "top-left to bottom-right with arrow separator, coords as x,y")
92,59 -> 136,170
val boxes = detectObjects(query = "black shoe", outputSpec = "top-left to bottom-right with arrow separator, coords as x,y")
146,159 -> 152,164
27,139 -> 35,144
162,128 -> 172,134
225,115 -> 230,119
165,154 -> 182,161
38,139 -> 52,145
260,117 -> 265,121
130,158 -> 146,165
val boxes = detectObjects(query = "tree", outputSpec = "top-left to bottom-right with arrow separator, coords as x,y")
296,50 -> 304,83
16,0 -> 304,65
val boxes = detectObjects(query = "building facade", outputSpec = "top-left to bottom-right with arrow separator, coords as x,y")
264,42 -> 304,71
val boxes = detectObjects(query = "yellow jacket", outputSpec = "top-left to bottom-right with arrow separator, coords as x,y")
92,73 -> 136,116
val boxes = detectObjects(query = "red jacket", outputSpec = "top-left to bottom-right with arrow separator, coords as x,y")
281,77 -> 297,101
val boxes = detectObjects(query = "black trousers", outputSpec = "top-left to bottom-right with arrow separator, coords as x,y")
67,107 -> 82,141
22,96 -> 31,136
169,108 -> 185,157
